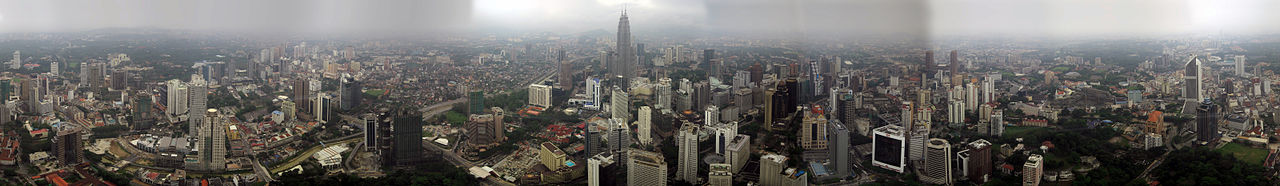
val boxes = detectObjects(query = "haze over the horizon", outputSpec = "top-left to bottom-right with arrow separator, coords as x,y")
0,0 -> 1277,37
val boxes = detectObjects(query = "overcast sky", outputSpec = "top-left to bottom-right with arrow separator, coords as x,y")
0,0 -> 1277,37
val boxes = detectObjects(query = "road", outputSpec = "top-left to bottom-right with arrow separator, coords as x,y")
269,137 -> 363,173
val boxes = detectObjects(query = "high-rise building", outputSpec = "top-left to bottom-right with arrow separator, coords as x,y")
725,134 -> 750,173
801,106 -> 828,150
166,79 -> 189,116
991,110 -> 1005,136
54,126 -> 84,165
948,86 -> 966,125
468,91 -> 485,114
1196,99 -> 1220,143
363,113 -> 379,151
920,138 -> 952,185
559,55 -> 574,91
611,86 -> 630,121
900,101 -> 914,127
110,71 -> 129,90
198,109 -> 226,171
759,153 -> 808,186
1184,56 -> 1204,102
708,163 -> 733,186
9,51 -> 20,69
924,51 -> 934,78
656,78 -> 673,110
606,118 -> 630,152
1023,154 -> 1043,186
314,93 -> 333,123
950,50 -> 960,75
529,84 -> 553,108
627,149 -> 667,186
587,154 -> 616,186
1235,55 -> 1247,75
967,139 -> 993,183
585,120 -> 603,157
966,82 -> 979,111
613,12 -> 638,85
675,122 -> 699,183
50,62 -> 59,75
293,79 -> 310,116
705,105 -> 720,126
872,125 -> 906,173
340,74 -> 361,111
908,119 -> 930,162
188,78 -> 208,136
637,106 -> 653,145
387,114 -> 425,170
540,142 -> 567,170
586,77 -> 603,110
20,79 -> 35,112
827,119 -> 851,177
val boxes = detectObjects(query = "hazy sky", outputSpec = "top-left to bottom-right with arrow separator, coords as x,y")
0,0 -> 1277,37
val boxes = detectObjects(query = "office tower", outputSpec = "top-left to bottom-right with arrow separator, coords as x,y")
388,114 -> 425,170
585,120 -> 603,157
725,134 -> 750,173
675,122 -> 699,183
802,106 -> 829,150
967,139 -> 993,183
613,12 -> 637,85
694,82 -> 710,111
468,91 -> 484,114
588,154 -> 616,186
340,74 -> 361,111
924,51 -> 934,78
50,62 -> 58,75
908,119 -> 930,162
9,51 -> 19,69
529,84 -> 553,108
54,126 -> 85,165
1196,99 -> 1220,143
199,109 -> 226,171
606,118 -> 630,152
676,89 -> 692,112
750,63 -> 764,83
363,114 -> 379,151
19,79 -> 33,112
110,71 -> 128,90
760,152 -> 809,186
166,80 -> 188,115
966,82 -> 979,110
711,121 -> 738,155
1023,154 -> 1044,186
828,120 -> 851,177
897,101 -> 914,127
293,79 -> 310,115
656,78 -> 673,110
587,77 -> 603,110
709,163 -> 733,186
920,139 -> 952,185
1235,55 -> 1247,75
627,149 -> 667,186
991,110 -> 1005,136
559,59 -> 574,91
314,93 -> 333,123
637,106 -> 653,145
188,78 -> 208,136
705,105 -> 720,126
704,49 -> 717,78
611,86 -> 630,121
872,125 -> 906,173
1184,56 -> 1203,102
836,90 -> 858,124
540,142 -> 567,170
949,86 -> 966,125
764,88 -> 776,126
950,50 -> 960,74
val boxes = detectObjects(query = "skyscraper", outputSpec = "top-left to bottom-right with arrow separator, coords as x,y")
586,77 -> 603,110
1184,56 -> 1204,102
529,84 -> 553,108
388,114 -> 425,170
54,126 -> 84,165
340,74 -> 361,111
675,122 -> 699,183
558,50 -> 574,91
872,125 -> 906,173
967,139 -> 993,183
293,79 -> 310,116
166,79 -> 189,116
924,51 -> 934,78
10,51 -> 20,69
1024,154 -> 1044,186
920,138 -> 952,185
627,149 -> 667,186
1235,55 -> 1247,75
801,106 -> 828,150
1196,99 -> 1220,143
827,119 -> 851,178
606,118 -> 630,152
611,86 -> 630,121
199,109 -> 226,171
637,106 -> 653,145
656,78 -> 673,110
613,11 -> 637,85
950,50 -> 960,75
189,77 -> 208,136
725,134 -> 751,173
363,113 -> 379,151
314,93 -> 333,123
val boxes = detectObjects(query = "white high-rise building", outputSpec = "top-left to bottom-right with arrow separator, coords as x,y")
588,154 -> 614,186
656,78 -> 673,110
51,62 -> 59,75
1024,154 -> 1044,186
872,125 -> 906,173
705,105 -> 720,126
10,51 -> 20,69
966,82 -> 979,110
528,84 -> 553,108
627,150 -> 667,186
198,109 -> 226,171
166,79 -> 189,116
949,86 -> 966,125
725,134 -> 751,173
188,77 -> 208,136
606,118 -> 630,152
982,76 -> 995,104
1235,55 -> 1248,76
586,77 -> 602,110
637,106 -> 653,145
675,122 -> 700,183
611,86 -> 629,121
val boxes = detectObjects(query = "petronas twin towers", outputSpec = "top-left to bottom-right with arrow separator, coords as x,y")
611,11 -> 638,85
